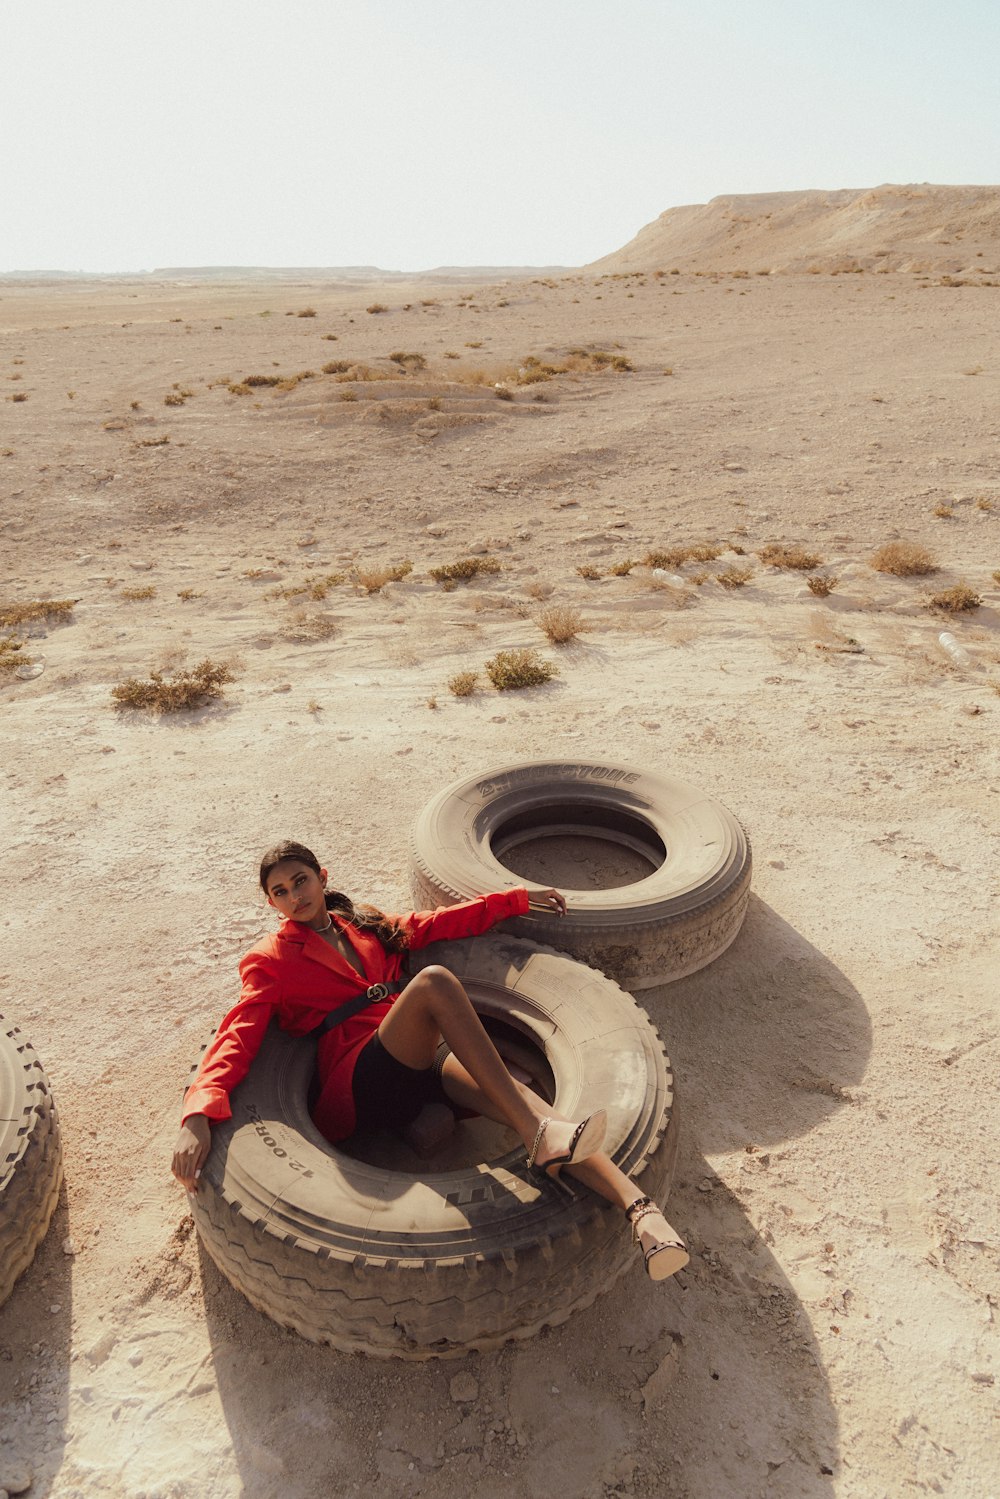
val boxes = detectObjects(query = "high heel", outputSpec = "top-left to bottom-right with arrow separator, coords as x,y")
626,1196 -> 689,1281
526,1111 -> 607,1188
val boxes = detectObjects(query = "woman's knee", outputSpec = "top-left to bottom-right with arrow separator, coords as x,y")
409,965 -> 465,1004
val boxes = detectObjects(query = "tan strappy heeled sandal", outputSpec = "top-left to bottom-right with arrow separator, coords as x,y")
626,1196 -> 689,1280
526,1111 -> 607,1193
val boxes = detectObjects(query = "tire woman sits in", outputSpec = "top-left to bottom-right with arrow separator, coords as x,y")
171,840 -> 687,1280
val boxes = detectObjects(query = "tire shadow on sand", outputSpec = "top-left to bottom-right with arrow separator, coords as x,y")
198,896 -> 869,1499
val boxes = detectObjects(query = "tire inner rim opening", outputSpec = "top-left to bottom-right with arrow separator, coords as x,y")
490,801 -> 667,891
335,1013 -> 557,1174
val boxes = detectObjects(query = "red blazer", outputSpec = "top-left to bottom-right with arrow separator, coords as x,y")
182,888 -> 530,1143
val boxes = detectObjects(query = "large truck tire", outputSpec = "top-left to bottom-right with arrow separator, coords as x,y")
187,935 -> 678,1359
410,758 -> 751,990
0,1018 -> 63,1308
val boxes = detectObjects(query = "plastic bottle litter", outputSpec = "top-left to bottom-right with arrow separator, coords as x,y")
938,632 -> 973,668
652,569 -> 686,586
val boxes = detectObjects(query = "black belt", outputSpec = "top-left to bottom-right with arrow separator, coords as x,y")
310,980 -> 405,1039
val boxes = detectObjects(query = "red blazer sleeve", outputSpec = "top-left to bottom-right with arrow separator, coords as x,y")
180,952 -> 281,1124
396,887 -> 530,950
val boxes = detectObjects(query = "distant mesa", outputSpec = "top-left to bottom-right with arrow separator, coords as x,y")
0,263 -> 570,284
589,184 -> 1000,275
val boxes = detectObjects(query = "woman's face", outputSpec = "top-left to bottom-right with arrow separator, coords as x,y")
265,859 -> 329,927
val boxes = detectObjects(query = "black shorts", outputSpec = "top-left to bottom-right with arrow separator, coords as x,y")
351,1032 -> 452,1133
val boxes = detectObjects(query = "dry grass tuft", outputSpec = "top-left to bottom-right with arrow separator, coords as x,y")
366,303 -> 388,315
430,557 -> 501,584
177,589 -> 202,601
716,565 -> 755,590
282,610 -> 339,641
138,434 -> 170,446
757,543 -> 822,571
928,583 -> 982,613
484,649 -> 558,691
0,637 -> 31,675
524,580 -> 554,601
322,361 -> 351,374
0,598 -> 77,627
933,505 -> 954,519
576,565 -> 602,580
537,605 -> 585,644
609,559 -> 636,576
448,670 -> 479,698
119,585 -> 157,601
296,308 -> 317,318
354,562 -> 413,594
389,351 -> 427,371
807,575 -> 839,597
111,658 -> 237,713
645,542 -> 723,568
871,541 -> 938,576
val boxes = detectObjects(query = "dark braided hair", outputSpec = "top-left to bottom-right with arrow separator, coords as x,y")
258,840 -> 409,953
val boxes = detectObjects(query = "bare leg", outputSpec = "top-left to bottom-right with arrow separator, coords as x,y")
441,1052 -> 688,1276
376,966 -> 605,1174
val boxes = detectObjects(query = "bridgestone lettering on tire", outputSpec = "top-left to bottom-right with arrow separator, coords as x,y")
410,757 -> 752,990
0,1019 -> 63,1308
187,936 -> 678,1359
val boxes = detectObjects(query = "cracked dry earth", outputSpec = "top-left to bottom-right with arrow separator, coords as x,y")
1,268 -> 998,1498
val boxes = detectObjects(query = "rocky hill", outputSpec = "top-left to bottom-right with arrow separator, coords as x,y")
590,183 -> 1000,275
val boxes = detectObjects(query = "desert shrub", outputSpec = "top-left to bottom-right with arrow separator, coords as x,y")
176,588 -> 202,601
366,303 -> 388,314
296,308 -> 317,318
322,333 -> 338,340
644,543 -> 723,568
495,386 -> 514,401
355,562 -> 413,593
282,610 -> 338,640
243,374 -> 282,387
9,393 -> 28,403
138,434 -> 170,446
716,565 -> 754,589
870,542 -> 937,576
807,575 -> 839,597
524,580 -> 553,601
389,351 -> 427,371
484,649 -> 558,691
227,383 -> 252,396
934,504 -> 953,519
430,557 -> 501,584
576,565 -> 601,580
609,559 -> 636,576
756,543 -> 822,570
537,606 -> 585,644
448,670 -> 479,698
928,583 -> 982,613
339,389 -> 358,402
164,392 -> 185,406
0,637 -> 30,674
111,658 -> 237,712
322,360 -> 352,375
119,585 -> 157,601
992,570 -> 1000,585
0,598 -> 76,627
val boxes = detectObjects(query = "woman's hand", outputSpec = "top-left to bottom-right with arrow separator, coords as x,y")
172,1114 -> 212,1191
527,887 -> 568,917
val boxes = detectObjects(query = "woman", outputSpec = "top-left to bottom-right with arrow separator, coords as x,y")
172,840 -> 687,1280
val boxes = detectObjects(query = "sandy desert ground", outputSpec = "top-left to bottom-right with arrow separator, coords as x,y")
1,249 -> 998,1499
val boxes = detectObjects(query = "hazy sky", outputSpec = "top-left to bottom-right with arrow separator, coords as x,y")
3,0 -> 998,273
